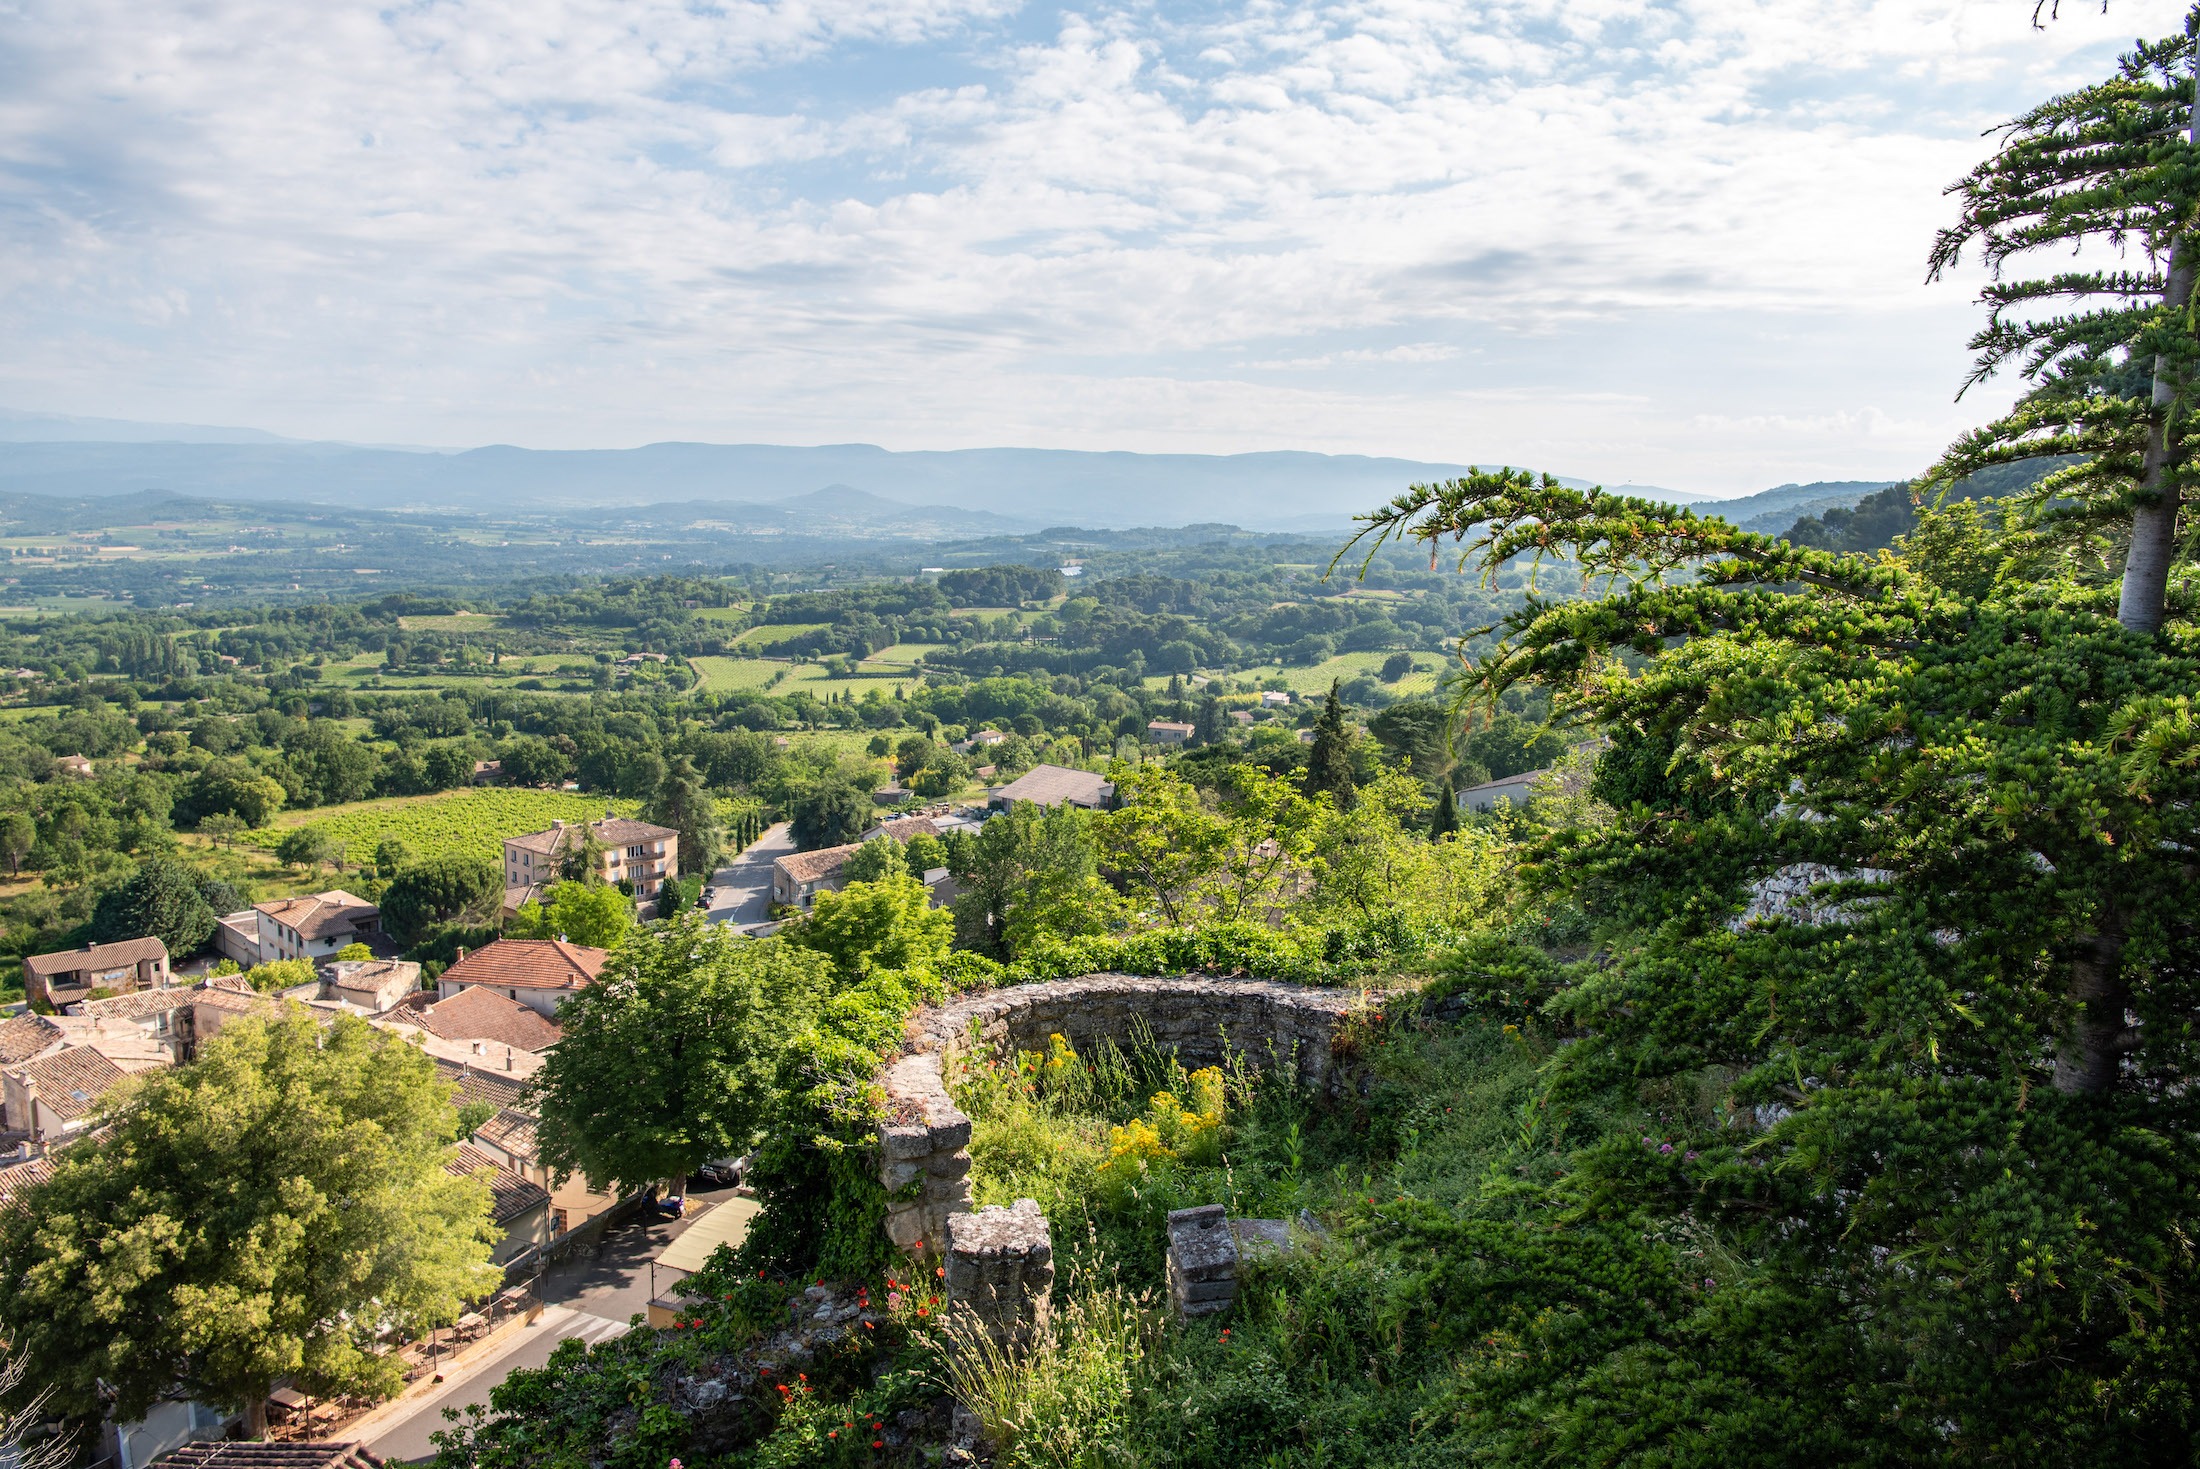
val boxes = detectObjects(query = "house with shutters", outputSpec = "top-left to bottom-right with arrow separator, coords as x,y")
434,938 -> 608,1019
502,813 -> 680,902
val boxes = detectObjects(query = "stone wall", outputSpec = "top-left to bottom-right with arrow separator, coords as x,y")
876,972 -> 1363,1277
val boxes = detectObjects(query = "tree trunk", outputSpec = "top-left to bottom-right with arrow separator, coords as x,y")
2052,913 -> 2129,1095
240,1389 -> 270,1440
2121,69 -> 2200,634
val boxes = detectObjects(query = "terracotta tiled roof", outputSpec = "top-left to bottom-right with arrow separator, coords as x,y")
0,1013 -> 65,1065
11,1047 -> 130,1122
594,817 -> 677,846
70,986 -> 208,1021
391,986 -> 562,1052
254,890 -> 378,943
475,1108 -> 539,1162
992,764 -> 1114,809
151,1443 -> 385,1468
23,936 -> 167,978
775,842 -> 859,884
447,1143 -> 552,1225
0,1153 -> 56,1211
440,939 -> 607,992
506,815 -> 677,856
434,1058 -> 531,1113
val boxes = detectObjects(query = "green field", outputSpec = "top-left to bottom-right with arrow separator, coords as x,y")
397,612 -> 507,632
862,642 -> 947,664
250,788 -> 642,863
1239,650 -> 1447,697
691,656 -> 791,692
732,622 -> 830,649
692,604 -> 755,624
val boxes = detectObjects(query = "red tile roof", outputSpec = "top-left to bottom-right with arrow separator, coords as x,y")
440,939 -> 607,992
10,1047 -> 130,1123
0,1014 -> 65,1065
23,936 -> 167,977
391,986 -> 562,1052
446,1143 -> 552,1225
254,890 -> 378,943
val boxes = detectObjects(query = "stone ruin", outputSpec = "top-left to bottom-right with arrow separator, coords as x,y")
875,973 -> 1363,1334
1166,1204 -> 1313,1319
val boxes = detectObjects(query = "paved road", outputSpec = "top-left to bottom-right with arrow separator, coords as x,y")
366,1186 -> 743,1464
706,821 -> 792,929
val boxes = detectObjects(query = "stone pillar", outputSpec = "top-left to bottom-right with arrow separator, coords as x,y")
1166,1203 -> 1238,1318
878,1053 -> 974,1253
945,1199 -> 1054,1346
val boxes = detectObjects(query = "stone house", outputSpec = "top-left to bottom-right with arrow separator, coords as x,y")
1457,768 -> 1546,813
446,1142 -> 553,1264
55,753 -> 94,778
769,815 -> 942,909
1145,721 -> 1194,746
23,936 -> 171,1009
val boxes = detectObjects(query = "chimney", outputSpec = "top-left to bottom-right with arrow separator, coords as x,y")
552,819 -> 565,831
455,947 -> 467,963
505,1046 -> 514,1072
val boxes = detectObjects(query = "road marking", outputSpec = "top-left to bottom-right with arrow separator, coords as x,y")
547,1307 -> 633,1346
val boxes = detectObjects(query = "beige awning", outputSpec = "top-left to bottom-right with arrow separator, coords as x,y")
656,1197 -> 760,1276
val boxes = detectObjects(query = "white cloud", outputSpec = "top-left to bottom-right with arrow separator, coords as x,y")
0,0 -> 2187,493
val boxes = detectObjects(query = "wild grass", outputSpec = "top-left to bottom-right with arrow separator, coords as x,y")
933,1260 -> 1161,1469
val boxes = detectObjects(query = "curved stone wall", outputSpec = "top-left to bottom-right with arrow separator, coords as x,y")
876,973 -> 1363,1257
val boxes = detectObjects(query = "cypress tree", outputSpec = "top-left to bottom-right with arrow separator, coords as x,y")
1193,695 -> 1226,747
1303,681 -> 1355,807
1428,777 -> 1460,839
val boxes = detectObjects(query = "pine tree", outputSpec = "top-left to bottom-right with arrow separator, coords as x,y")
1928,18 -> 2200,631
1303,681 -> 1355,808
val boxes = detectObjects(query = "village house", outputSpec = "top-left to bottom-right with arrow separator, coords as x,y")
989,763 -> 1115,812
434,1058 -> 619,1235
55,753 -> 94,778
244,890 -> 381,965
0,1046 -> 148,1145
502,813 -> 680,902
312,957 -> 422,1012
1457,768 -> 1548,813
1145,720 -> 1194,746
22,936 -> 171,1009
446,1142 -> 553,1264
769,814 -> 942,909
434,938 -> 608,1019
1259,690 -> 1293,707
387,983 -> 561,1061
57,982 -> 281,1069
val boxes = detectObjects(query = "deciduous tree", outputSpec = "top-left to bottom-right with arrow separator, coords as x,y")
531,918 -> 834,1195
0,1010 -> 497,1439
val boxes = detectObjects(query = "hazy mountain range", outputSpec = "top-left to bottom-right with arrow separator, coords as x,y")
0,407 -> 1897,537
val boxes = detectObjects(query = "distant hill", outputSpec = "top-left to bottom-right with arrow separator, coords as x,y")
1689,481 -> 1902,532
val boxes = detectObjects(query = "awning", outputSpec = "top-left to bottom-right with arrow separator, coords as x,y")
656,1197 -> 760,1277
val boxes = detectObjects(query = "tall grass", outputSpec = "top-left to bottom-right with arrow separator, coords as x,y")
935,1262 -> 1160,1469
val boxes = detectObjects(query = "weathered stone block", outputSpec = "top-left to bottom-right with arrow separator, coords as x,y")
946,1200 -> 1055,1346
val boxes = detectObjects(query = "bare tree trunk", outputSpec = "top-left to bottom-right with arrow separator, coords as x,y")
2052,914 -> 2129,1095
240,1390 -> 270,1441
2120,68 -> 2200,634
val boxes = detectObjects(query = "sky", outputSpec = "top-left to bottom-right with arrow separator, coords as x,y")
0,0 -> 2189,495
